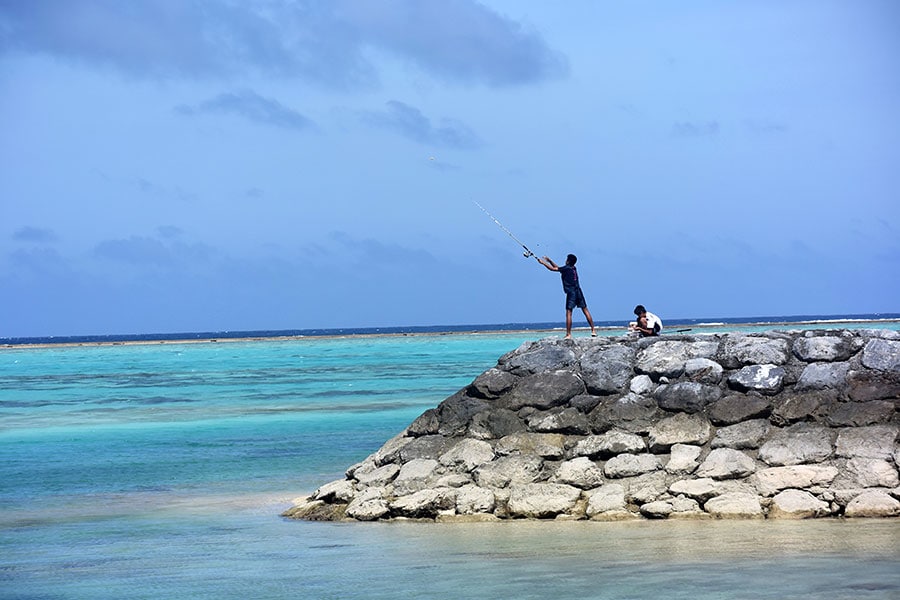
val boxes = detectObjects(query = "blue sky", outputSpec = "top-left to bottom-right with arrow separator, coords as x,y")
1,1 -> 898,337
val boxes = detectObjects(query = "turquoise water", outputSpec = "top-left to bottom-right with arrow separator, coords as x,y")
2,329 -> 899,599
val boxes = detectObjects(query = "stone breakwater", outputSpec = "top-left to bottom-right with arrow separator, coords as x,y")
283,329 -> 900,522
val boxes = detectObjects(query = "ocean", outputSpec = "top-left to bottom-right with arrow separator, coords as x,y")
2,318 -> 899,599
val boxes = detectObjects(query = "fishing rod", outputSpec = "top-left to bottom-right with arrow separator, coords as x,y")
474,200 -> 538,260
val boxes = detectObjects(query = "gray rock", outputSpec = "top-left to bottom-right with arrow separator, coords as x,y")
390,488 -> 456,518
455,484 -> 496,514
792,336 -> 856,362
471,368 -> 518,399
507,483 -> 582,518
439,439 -> 494,472
711,419 -> 771,450
704,492 -> 764,518
630,374 -> 654,395
751,465 -> 839,496
468,408 -> 525,440
586,483 -> 626,515
861,338 -> 900,373
312,479 -> 355,503
835,425 -> 899,459
473,454 -> 543,488
708,394 -> 771,425
728,364 -> 786,395
795,362 -> 850,390
623,471 -> 669,504
503,370 -> 585,410
503,341 -> 576,375
758,423 -> 834,466
393,458 -> 440,495
355,463 -> 400,487
432,391 -> 491,437
655,381 -> 722,413
684,357 -> 724,383
346,488 -> 390,521
526,407 -> 591,434
844,490 -> 900,517
837,458 -> 899,489
647,412 -> 712,451
573,430 -> 645,457
768,489 -> 831,519
696,448 -> 757,480
580,345 -> 636,394
826,401 -> 895,427
589,393 -> 659,434
635,340 -> 719,378
847,370 -> 900,402
640,500 -> 674,518
604,453 -> 662,478
398,434 -> 456,463
554,457 -> 606,489
770,391 -> 833,425
720,336 -> 789,368
495,432 -> 566,459
665,444 -> 702,474
669,477 -> 719,502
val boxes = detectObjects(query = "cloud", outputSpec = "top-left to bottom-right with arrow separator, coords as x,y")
12,226 -> 58,243
672,121 -> 720,137
0,0 -> 565,88
175,90 -> 316,131
362,100 -> 482,148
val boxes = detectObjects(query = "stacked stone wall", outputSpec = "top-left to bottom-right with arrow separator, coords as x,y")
284,329 -> 900,522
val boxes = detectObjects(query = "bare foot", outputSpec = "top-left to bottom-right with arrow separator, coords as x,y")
564,334 -> 572,339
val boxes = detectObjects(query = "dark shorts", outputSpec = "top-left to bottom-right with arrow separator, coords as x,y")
565,287 -> 587,311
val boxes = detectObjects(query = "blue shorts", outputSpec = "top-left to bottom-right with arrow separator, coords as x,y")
565,287 -> 587,311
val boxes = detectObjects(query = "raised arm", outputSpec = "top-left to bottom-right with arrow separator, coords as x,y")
537,256 -> 559,272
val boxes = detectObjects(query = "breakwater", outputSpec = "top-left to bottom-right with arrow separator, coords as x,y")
284,329 -> 900,521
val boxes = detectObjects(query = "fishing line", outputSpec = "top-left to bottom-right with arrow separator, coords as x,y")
473,200 -> 539,260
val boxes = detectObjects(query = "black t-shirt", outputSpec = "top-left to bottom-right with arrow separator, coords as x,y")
559,264 -> 579,291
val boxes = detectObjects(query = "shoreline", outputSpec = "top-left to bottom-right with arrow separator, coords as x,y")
3,318 -> 898,351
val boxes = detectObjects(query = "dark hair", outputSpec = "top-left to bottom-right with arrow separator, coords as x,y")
633,305 -> 646,316
566,254 -> 577,266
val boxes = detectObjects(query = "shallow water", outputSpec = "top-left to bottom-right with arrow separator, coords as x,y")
2,328 -> 898,599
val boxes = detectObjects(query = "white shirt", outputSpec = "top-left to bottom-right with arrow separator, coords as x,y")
645,311 -> 662,332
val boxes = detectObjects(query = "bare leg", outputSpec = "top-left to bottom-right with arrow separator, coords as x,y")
565,309 -> 573,338
582,307 -> 597,335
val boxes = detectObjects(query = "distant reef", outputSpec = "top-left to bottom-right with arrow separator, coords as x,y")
283,329 -> 900,522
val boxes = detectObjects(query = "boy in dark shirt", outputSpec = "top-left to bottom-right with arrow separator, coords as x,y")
537,254 -> 598,339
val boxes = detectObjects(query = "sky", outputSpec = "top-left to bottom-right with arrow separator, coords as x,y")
1,0 -> 898,337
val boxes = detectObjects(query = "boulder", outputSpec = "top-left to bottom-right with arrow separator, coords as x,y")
719,336 -> 789,368
502,370 -> 585,410
711,419 -> 770,450
455,484 -> 496,515
665,444 -> 702,474
861,338 -> 900,373
655,381 -> 722,413
507,483 -> 582,518
635,340 -> 719,378
708,394 -> 771,425
752,465 -> 839,496
647,412 -> 712,451
844,490 -> 900,517
495,432 -> 566,459
768,489 -> 831,519
728,364 -> 785,395
604,454 -> 662,478
573,430 -> 645,457
439,439 -> 494,472
695,448 -> 757,480
580,345 -> 636,394
795,362 -> 850,391
554,457 -> 606,489
586,483 -> 627,516
835,425 -> 899,459
704,492 -> 764,518
758,423 -> 834,466
684,357 -> 724,384
792,336 -> 856,362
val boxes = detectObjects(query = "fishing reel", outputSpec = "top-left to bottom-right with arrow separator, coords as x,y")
523,250 -> 534,258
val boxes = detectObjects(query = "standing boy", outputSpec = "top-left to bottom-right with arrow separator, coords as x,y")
537,254 -> 598,339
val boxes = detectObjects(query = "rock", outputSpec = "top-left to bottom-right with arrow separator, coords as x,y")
795,362 -> 850,391
655,381 -> 722,413
604,454 -> 662,478
502,341 -> 577,375
630,374 -> 654,395
835,425 -> 899,459
346,488 -> 391,521
312,479 -> 355,503
704,492 -> 764,519
768,490 -> 831,519
527,407 -> 591,434
471,368 -> 518,399
573,430 -> 645,457
473,454 -> 543,488
711,419 -> 770,450
393,459 -> 439,495
640,500 -> 674,518
390,488 -> 455,518
708,394 -> 771,425
507,483 -> 582,518
669,477 -> 719,502
623,471 -> 669,505
589,394 -> 659,434
635,340 -> 719,379
355,463 -> 400,487
792,336 -> 856,362
665,444 -> 702,474
719,336 -> 789,368
495,432 -> 566,459
502,370 -> 585,410
861,338 -> 900,373
432,392 -> 491,437
647,412 -> 712,451
728,364 -> 786,395
398,435 -> 456,463
758,423 -> 834,466
468,408 -> 526,440
826,401 -> 895,427
684,357 -> 724,383
847,370 -> 900,402
752,465 -> 839,496
586,483 -> 627,515
844,490 -> 900,517
439,439 -> 494,472
695,448 -> 757,480
770,391 -> 833,425
580,345 -> 636,394
838,458 -> 899,489
554,457 -> 606,489
455,484 -> 496,514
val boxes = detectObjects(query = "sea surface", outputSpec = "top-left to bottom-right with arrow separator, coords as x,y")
2,318 -> 899,599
